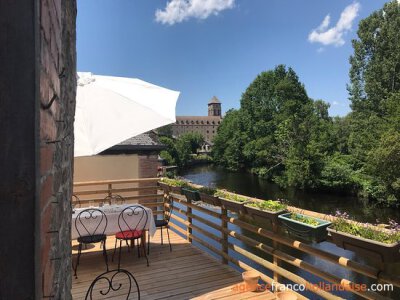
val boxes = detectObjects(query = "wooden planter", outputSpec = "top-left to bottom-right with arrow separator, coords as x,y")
327,227 -> 400,263
244,204 -> 287,225
182,188 -> 200,202
278,213 -> 331,243
169,185 -> 182,194
220,198 -> 249,214
199,193 -> 221,206
158,182 -> 171,193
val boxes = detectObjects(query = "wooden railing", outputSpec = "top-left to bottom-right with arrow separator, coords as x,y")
72,178 -> 164,215
164,189 -> 400,300
72,178 -> 400,300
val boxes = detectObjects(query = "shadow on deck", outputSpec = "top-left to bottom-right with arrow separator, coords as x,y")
71,229 -> 274,299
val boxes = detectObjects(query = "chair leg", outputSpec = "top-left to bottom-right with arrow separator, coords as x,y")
118,239 -> 122,270
103,239 -> 109,271
161,226 -> 163,245
137,239 -> 141,258
74,243 -> 82,278
166,226 -> 172,251
112,238 -> 117,262
147,231 -> 150,255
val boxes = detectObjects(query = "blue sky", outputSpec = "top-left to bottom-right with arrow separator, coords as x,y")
77,0 -> 388,117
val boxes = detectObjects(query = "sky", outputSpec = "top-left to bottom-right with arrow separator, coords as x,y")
77,0 -> 388,117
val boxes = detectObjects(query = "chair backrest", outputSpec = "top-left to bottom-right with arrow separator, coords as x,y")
75,208 -> 108,239
85,269 -> 140,300
118,205 -> 148,238
164,197 -> 174,223
104,194 -> 125,206
72,194 -> 81,209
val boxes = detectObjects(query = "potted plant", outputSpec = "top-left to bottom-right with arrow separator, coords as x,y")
158,178 -> 187,194
198,186 -> 221,206
182,186 -> 200,202
244,200 -> 287,225
216,190 -> 250,214
278,212 -> 331,242
327,211 -> 400,263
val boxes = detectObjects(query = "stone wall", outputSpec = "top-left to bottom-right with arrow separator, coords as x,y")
39,0 -> 76,298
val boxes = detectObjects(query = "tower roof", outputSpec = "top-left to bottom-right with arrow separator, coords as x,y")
208,96 -> 221,104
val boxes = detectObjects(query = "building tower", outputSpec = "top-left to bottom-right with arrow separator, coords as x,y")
208,96 -> 222,117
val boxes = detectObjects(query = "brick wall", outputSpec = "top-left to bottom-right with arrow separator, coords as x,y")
39,0 -> 76,298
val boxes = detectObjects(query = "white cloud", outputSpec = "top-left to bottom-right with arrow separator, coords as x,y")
155,0 -> 235,25
332,101 -> 339,105
308,2 -> 360,47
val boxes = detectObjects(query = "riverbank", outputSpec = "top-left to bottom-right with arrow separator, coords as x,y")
180,164 -> 400,223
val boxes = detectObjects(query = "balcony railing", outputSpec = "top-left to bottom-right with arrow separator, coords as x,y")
72,178 -> 400,300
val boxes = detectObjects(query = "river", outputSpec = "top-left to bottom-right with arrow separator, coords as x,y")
171,164 -> 400,299
181,164 -> 400,223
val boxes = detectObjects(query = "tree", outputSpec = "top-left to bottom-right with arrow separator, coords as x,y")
160,132 -> 204,168
156,124 -> 173,137
348,1 -> 400,116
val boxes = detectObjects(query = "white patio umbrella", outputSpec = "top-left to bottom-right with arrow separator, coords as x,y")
74,72 -> 179,157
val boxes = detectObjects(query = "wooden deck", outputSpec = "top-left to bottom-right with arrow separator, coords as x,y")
72,229 -> 275,300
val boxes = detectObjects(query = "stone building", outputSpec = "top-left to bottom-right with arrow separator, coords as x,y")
172,96 -> 223,143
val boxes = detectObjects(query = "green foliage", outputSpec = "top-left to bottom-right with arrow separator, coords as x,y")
332,213 -> 400,244
156,124 -> 173,137
289,213 -> 320,227
198,186 -> 217,195
213,65 -> 332,189
248,200 -> 287,212
348,1 -> 400,115
215,190 -> 249,203
211,2 -> 400,206
366,129 -> 400,204
160,177 -> 189,187
160,132 -> 204,168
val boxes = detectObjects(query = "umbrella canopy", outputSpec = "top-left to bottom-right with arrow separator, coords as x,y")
74,72 -> 179,157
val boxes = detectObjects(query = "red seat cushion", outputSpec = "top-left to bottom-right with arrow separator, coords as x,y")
115,230 -> 143,239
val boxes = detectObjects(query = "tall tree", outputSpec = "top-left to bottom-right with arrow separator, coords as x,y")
348,0 -> 400,116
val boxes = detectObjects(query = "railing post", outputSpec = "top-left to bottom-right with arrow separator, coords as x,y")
221,207 -> 228,264
272,223 -> 280,284
107,183 -> 112,197
187,197 -> 192,243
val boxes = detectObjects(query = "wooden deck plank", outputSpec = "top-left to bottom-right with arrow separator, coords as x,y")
72,229 -> 266,300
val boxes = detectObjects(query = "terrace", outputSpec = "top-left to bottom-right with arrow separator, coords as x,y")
71,178 -> 400,300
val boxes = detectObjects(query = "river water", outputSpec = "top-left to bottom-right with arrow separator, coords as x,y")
172,164 -> 400,299
181,164 -> 400,223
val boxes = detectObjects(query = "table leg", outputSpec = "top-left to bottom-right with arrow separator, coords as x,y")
141,232 -> 147,256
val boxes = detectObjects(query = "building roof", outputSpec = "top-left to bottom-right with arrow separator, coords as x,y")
101,131 -> 165,154
208,96 -> 221,104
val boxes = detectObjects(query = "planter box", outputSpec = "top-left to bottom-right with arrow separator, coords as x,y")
199,193 -> 221,206
244,204 -> 287,225
220,197 -> 249,214
170,185 -> 182,194
182,188 -> 200,202
327,227 -> 400,263
158,182 -> 171,193
278,213 -> 331,243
